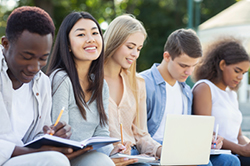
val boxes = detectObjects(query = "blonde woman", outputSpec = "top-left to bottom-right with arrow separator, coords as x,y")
104,15 -> 162,165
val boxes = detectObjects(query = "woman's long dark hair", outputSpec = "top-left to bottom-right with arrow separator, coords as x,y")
46,11 -> 107,126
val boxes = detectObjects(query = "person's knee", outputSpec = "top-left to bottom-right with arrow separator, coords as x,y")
219,154 -> 240,166
44,151 -> 70,166
3,151 -> 70,166
207,160 -> 213,166
94,151 -> 115,166
225,155 -> 240,166
71,151 -> 115,166
199,160 -> 213,166
210,154 -> 240,166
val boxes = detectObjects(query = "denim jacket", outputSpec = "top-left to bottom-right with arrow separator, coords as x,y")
140,63 -> 192,137
0,47 -> 52,165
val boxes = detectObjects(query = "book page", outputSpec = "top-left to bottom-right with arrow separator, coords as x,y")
110,153 -> 156,163
210,149 -> 231,155
24,134 -> 82,149
80,136 -> 120,146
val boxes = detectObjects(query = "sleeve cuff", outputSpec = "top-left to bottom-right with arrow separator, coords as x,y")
153,144 -> 162,158
0,140 -> 15,165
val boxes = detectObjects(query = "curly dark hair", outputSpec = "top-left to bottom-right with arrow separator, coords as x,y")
164,28 -> 202,59
193,37 -> 250,83
6,6 -> 55,43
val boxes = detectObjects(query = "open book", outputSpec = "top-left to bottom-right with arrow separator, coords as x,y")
24,134 -> 120,151
210,149 -> 232,155
110,153 -> 156,163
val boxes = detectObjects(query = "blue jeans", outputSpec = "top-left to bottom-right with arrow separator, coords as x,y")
209,154 -> 240,166
198,160 -> 213,166
197,154 -> 240,166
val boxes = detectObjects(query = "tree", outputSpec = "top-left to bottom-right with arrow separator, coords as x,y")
135,0 -> 190,71
0,0 -> 236,71
134,0 -> 236,71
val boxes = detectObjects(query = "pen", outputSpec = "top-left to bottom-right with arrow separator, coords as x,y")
50,107 -> 65,135
213,124 -> 219,148
120,123 -> 124,145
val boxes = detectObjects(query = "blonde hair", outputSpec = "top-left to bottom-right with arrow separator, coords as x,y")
104,14 -> 147,126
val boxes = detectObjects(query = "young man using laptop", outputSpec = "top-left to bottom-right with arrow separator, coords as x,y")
140,29 -> 240,166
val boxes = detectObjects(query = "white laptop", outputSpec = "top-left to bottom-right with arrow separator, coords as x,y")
150,114 -> 214,166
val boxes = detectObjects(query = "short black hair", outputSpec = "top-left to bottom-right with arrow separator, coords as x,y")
164,29 -> 202,60
6,6 -> 55,43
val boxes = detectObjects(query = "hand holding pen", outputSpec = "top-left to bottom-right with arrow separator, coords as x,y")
110,123 -> 137,165
110,123 -> 132,157
212,124 -> 223,149
41,107 -> 91,160
50,107 -> 66,135
117,123 -> 132,154
43,107 -> 72,138
213,124 -> 219,148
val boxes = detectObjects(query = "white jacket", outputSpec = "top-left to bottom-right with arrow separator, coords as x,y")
0,47 -> 52,165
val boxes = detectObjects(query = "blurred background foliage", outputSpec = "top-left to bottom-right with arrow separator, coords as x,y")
0,0 -> 236,72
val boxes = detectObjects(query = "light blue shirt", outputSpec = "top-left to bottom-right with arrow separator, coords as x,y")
140,63 -> 192,139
